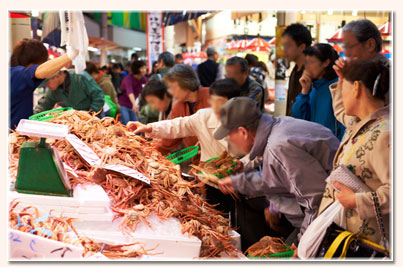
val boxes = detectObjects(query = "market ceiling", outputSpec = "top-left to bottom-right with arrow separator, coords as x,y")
163,11 -> 210,26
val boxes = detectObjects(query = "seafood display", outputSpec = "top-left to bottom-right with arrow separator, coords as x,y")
8,110 -> 239,258
9,200 -> 156,258
190,151 -> 243,199
245,236 -> 292,257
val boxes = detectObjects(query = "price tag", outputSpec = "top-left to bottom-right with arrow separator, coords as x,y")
104,164 -> 150,184
65,134 -> 101,166
65,134 -> 150,184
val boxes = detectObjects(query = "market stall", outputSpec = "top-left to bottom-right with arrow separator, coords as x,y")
8,110 -> 247,260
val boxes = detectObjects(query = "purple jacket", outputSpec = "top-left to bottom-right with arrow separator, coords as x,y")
231,114 -> 340,240
118,74 -> 147,109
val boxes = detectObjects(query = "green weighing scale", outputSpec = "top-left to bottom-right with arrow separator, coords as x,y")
14,119 -> 72,197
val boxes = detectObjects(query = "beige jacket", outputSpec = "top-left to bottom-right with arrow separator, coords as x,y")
149,108 -> 243,161
319,85 -> 390,244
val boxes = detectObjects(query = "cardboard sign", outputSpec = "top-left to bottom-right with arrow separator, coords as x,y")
104,164 -> 150,184
66,134 -> 101,166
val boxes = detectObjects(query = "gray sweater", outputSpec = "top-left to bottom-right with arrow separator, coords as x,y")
231,114 -> 340,240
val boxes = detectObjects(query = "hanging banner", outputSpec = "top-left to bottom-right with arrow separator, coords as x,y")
146,11 -> 164,73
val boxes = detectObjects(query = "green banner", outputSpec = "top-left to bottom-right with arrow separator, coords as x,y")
91,11 -> 146,31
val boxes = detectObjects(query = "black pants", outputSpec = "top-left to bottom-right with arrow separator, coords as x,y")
205,185 -> 293,252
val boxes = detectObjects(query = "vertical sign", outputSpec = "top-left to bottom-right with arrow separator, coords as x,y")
146,11 -> 164,73
274,25 -> 289,117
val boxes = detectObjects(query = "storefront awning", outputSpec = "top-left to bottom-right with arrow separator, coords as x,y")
88,37 -> 119,50
378,21 -> 391,36
326,28 -> 343,43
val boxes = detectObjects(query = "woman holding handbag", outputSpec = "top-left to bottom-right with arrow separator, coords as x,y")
314,58 -> 390,258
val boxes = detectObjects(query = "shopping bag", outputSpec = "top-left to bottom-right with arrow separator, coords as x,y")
104,95 -> 118,118
298,201 -> 345,259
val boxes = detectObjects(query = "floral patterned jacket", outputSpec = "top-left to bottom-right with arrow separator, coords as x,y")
318,84 -> 390,244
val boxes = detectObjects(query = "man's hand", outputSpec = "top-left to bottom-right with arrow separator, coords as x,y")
333,181 -> 357,210
299,71 -> 312,95
127,121 -> 152,134
264,207 -> 281,230
218,177 -> 234,195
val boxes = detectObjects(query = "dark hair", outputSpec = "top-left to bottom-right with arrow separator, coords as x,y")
303,43 -> 339,81
343,59 -> 390,101
112,63 -> 123,71
164,64 -> 200,92
257,61 -> 268,73
209,78 -> 241,100
85,61 -> 99,74
131,60 -> 146,75
245,54 -> 259,67
175,53 -> 183,60
158,51 -> 175,67
226,56 -> 249,73
282,23 -> 312,48
343,19 -> 382,53
10,38 -> 48,67
131,53 -> 138,60
142,79 -> 172,101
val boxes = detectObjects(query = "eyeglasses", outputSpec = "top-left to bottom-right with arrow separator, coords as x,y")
342,42 -> 362,51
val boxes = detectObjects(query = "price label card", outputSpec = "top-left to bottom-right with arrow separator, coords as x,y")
104,164 -> 150,184
66,134 -> 101,166
65,134 -> 150,184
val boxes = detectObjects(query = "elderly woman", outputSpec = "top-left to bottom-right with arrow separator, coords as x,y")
318,59 -> 390,247
331,19 -> 390,128
129,64 -> 210,157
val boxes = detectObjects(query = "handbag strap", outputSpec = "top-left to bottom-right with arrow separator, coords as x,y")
324,231 -> 353,259
371,192 -> 388,249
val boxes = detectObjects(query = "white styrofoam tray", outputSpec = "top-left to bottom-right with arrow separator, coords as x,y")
74,213 -> 202,259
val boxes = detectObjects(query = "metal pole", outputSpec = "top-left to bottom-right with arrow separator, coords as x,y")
100,12 -> 108,66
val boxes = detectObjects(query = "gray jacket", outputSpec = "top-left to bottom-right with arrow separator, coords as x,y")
231,114 -> 340,240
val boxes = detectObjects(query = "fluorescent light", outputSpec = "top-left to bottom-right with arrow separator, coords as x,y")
133,47 -> 142,51
88,46 -> 99,52
301,10 -> 306,14
328,10 -> 333,15
352,10 -> 358,16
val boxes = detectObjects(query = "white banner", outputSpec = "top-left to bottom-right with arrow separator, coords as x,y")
146,11 -> 164,73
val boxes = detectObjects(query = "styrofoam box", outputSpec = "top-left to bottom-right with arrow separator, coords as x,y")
9,229 -> 84,260
9,184 -> 111,214
74,213 -> 202,259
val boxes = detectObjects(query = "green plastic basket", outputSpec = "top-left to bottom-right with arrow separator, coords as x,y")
247,246 -> 294,259
166,146 -> 199,165
200,157 -> 237,178
29,107 -> 73,122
